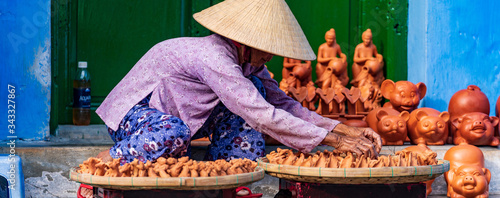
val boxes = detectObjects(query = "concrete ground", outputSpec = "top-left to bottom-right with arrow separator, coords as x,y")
1,125 -> 500,198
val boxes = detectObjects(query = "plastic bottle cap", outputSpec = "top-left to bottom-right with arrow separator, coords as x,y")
78,61 -> 88,68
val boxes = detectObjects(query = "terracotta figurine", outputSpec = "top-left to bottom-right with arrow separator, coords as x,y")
280,57 -> 313,94
451,112 -> 499,146
366,107 -> 410,145
351,29 -> 384,88
448,85 -> 490,143
448,85 -> 490,120
359,84 -> 383,111
407,107 -> 450,145
449,165 -> 491,198
444,144 -> 489,198
316,28 -> 348,87
381,80 -> 427,113
315,86 -> 347,115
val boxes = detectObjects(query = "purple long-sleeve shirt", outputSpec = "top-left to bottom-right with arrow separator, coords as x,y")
96,34 -> 340,153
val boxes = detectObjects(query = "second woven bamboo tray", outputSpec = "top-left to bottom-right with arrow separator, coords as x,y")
257,157 -> 449,184
69,166 -> 265,190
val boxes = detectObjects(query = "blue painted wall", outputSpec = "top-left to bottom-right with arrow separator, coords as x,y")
0,0 -> 51,140
409,0 -> 500,115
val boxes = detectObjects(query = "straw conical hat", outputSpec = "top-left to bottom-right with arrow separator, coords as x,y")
193,0 -> 316,61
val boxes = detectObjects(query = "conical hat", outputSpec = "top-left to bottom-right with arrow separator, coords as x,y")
193,0 -> 316,61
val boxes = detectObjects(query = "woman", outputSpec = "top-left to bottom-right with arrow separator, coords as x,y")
95,0 -> 381,165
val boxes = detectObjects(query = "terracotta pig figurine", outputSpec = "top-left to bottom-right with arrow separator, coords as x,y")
448,85 -> 490,120
407,107 -> 450,145
444,144 -> 487,197
452,112 -> 499,146
448,165 -> 491,198
366,107 -> 410,145
449,85 -> 491,144
381,80 -> 426,113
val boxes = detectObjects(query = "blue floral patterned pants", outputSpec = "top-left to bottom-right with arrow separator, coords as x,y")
107,76 -> 266,164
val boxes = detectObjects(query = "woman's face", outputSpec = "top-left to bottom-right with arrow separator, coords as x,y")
249,48 -> 274,67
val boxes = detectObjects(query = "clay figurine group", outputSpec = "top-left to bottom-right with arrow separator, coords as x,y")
370,84 -> 499,147
275,28 -> 499,198
279,28 -> 384,121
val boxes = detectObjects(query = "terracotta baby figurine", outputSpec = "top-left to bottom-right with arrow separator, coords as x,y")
451,112 -> 499,146
449,165 -> 491,198
351,29 -> 384,87
154,164 -> 170,178
78,157 -> 101,175
366,107 -> 410,145
145,160 -> 157,178
94,162 -> 107,176
119,163 -> 132,177
104,158 -> 121,177
316,28 -> 348,87
280,57 -> 313,94
129,159 -> 139,177
381,80 -> 427,113
407,107 -> 450,145
444,144 -> 488,197
136,160 -> 147,177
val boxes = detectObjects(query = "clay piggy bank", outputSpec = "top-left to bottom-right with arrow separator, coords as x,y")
403,144 -> 437,196
448,165 -> 491,198
448,85 -> 490,120
366,107 -> 409,145
381,80 -> 426,113
444,144 -> 486,197
407,107 -> 450,145
452,112 -> 499,146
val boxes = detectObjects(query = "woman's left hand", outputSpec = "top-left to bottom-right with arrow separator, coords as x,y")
332,124 -> 382,154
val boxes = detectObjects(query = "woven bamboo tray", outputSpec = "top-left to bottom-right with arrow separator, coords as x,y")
257,157 -> 449,184
69,166 -> 265,190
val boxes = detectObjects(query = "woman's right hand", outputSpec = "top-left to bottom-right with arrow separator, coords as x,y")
321,132 -> 378,158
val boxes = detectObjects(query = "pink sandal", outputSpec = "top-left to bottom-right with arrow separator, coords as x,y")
236,186 -> 263,198
77,184 -> 93,198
